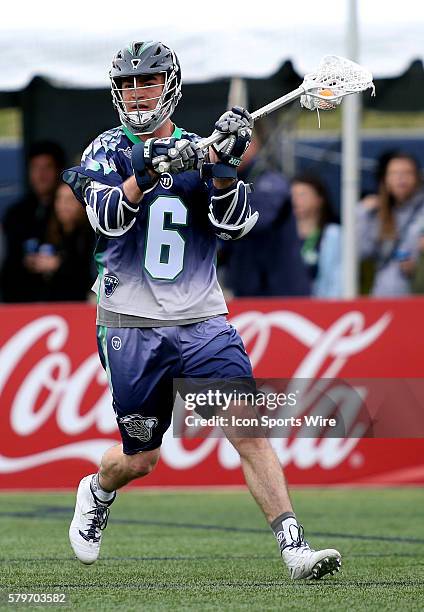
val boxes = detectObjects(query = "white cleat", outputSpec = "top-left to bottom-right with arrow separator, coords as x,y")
69,474 -> 115,565
281,526 -> 341,580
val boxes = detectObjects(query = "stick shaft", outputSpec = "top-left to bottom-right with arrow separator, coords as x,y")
196,86 -> 305,150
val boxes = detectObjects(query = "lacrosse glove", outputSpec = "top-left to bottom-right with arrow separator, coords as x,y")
132,138 -> 205,191
131,142 -> 159,193
211,106 -> 253,178
144,137 -> 204,174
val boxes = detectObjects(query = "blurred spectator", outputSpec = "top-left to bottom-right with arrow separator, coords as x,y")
360,150 -> 399,208
411,227 -> 424,294
291,173 -> 342,298
19,183 -> 95,301
1,141 -> 65,302
357,152 -> 424,296
223,134 -> 310,297
358,151 -> 399,294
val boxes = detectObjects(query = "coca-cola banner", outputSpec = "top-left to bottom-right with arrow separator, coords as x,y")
0,300 -> 423,488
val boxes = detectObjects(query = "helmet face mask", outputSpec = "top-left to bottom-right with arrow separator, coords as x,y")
110,41 -> 182,135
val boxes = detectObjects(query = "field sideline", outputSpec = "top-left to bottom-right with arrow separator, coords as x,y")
0,487 -> 423,611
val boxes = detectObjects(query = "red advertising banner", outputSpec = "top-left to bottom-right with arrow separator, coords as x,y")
0,299 -> 423,488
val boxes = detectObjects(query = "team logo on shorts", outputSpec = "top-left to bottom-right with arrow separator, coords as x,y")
160,173 -> 173,189
119,415 -> 159,442
111,336 -> 122,350
104,274 -> 119,297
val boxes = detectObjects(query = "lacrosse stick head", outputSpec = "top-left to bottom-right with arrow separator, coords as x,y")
300,55 -> 375,111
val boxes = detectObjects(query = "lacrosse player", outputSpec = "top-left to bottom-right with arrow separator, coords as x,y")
64,40 -> 341,579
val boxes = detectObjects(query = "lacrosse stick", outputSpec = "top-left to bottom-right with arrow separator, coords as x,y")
157,55 -> 374,172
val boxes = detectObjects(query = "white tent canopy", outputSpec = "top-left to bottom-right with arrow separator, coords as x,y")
1,0 -> 423,90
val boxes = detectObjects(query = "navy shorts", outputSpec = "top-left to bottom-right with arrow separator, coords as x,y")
97,316 -> 253,454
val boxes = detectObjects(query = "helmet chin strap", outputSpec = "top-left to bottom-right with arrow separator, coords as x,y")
122,115 -> 175,139
127,109 -> 155,125
123,111 -> 168,137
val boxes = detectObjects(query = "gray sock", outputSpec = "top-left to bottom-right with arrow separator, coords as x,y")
270,512 -> 299,551
90,473 -> 115,503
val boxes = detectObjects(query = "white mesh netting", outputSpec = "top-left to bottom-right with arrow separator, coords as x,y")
300,55 -> 375,111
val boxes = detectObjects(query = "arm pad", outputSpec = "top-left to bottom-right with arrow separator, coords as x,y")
84,181 -> 140,238
208,180 -> 258,240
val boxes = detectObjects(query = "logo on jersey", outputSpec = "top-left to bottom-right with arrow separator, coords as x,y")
160,173 -> 173,189
119,415 -> 159,442
111,336 -> 122,350
104,274 -> 119,297
118,146 -> 132,159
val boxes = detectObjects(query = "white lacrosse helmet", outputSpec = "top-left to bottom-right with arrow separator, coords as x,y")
110,41 -> 182,135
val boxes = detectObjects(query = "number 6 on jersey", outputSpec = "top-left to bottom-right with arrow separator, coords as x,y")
144,196 -> 188,280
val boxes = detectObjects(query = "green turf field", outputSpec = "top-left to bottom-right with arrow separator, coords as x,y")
0,487 -> 423,611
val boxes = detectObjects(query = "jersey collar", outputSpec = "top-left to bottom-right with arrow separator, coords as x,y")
122,124 -> 183,143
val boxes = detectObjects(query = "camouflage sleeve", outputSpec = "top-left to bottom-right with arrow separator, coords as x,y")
62,133 -> 139,238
